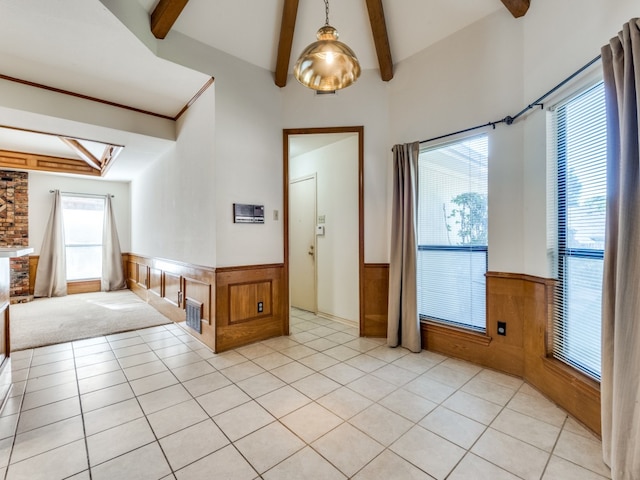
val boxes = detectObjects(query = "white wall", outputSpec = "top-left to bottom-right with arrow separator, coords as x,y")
130,85 -> 216,266
158,33 -> 284,267
388,1 -> 637,277
28,172 -> 130,254
283,72 -> 391,263
98,0 -> 639,278
290,135 -> 359,322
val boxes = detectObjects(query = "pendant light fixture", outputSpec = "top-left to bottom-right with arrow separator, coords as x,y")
293,0 -> 361,91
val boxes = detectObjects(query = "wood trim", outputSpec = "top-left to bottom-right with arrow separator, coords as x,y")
275,0 -> 299,88
67,279 -> 101,295
124,253 -> 216,351
151,0 -> 190,39
362,263 -> 389,337
0,74 -> 173,120
423,321 -> 492,346
486,270 -> 556,286
30,256 -> 102,295
364,0 -> 394,81
58,137 -> 102,171
500,0 -> 530,18
216,264 -> 286,352
283,126 -> 364,337
0,74 -> 214,122
174,77 -> 215,121
0,150 -> 100,177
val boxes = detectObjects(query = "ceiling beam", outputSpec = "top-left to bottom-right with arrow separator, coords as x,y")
151,0 -> 190,39
275,0 -> 299,87
59,137 -> 102,171
365,0 -> 393,82
500,0 -> 530,18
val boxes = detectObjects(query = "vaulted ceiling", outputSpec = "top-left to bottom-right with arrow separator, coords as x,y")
0,0 -> 530,180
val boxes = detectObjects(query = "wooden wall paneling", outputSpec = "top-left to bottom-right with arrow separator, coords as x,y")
216,264 -> 285,352
229,281 -> 272,324
124,253 -> 216,351
138,265 -> 149,289
0,150 -> 101,176
163,272 -> 181,307
184,277 -> 212,324
149,268 -> 162,297
67,280 -> 101,295
362,263 -> 389,337
518,276 -> 601,434
28,256 -> 38,295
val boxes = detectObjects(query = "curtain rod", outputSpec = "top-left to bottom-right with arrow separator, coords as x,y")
414,54 -> 602,147
49,190 -> 114,198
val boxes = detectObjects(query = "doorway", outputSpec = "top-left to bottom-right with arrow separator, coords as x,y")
283,126 -> 364,334
289,175 -> 317,312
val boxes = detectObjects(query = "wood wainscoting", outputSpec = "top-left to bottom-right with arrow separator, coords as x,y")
215,264 -> 287,352
367,264 -> 601,435
125,255 -> 286,354
124,254 -> 216,351
362,263 -> 389,337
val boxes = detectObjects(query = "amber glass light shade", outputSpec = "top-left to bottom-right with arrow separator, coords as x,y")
293,25 -> 361,91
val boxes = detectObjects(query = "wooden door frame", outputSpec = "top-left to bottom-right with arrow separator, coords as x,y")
283,126 -> 364,335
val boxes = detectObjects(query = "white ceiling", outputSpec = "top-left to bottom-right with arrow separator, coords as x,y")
0,0 -> 507,180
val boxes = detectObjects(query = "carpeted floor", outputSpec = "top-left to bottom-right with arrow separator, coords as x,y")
10,289 -> 172,351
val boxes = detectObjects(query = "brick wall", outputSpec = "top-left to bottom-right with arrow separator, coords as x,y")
0,171 -> 29,300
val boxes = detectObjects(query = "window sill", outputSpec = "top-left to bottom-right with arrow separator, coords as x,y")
541,356 -> 600,395
421,320 -> 492,346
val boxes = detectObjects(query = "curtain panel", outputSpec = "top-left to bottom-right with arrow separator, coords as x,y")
601,17 -> 640,479
101,195 -> 126,291
33,190 -> 67,297
387,142 -> 421,353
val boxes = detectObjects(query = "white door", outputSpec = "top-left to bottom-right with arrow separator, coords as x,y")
289,176 -> 316,312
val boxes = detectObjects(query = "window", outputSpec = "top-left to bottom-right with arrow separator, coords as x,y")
61,195 -> 105,280
417,134 -> 488,331
551,82 -> 606,380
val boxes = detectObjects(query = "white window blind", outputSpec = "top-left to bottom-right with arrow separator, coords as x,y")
551,81 -> 606,380
417,134 -> 488,331
61,195 -> 105,281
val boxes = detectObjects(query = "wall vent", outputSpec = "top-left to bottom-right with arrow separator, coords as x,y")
185,297 -> 203,334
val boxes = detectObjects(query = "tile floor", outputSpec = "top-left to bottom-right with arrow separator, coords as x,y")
0,308 -> 611,479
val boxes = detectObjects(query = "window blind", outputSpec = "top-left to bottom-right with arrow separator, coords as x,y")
417,134 -> 488,331
551,82 -> 606,380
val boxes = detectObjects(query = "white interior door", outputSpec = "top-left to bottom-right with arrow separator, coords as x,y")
289,175 -> 316,312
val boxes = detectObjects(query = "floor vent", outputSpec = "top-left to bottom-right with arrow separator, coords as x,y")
185,297 -> 203,334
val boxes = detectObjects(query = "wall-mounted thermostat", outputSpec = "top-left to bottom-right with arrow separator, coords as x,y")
316,225 -> 325,236
233,203 -> 265,223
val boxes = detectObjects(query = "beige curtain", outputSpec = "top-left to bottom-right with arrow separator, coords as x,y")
34,190 -> 67,297
601,18 -> 640,479
101,195 -> 126,291
387,142 -> 421,352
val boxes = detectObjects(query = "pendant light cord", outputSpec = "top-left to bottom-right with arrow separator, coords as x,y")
324,0 -> 330,26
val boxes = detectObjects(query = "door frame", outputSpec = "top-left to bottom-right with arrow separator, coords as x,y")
289,173 -> 318,313
282,126 -> 364,335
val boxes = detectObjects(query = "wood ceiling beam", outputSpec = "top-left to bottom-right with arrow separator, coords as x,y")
365,0 -> 393,82
59,137 -> 102,171
151,0 -> 190,39
275,0 -> 299,87
500,0 -> 530,18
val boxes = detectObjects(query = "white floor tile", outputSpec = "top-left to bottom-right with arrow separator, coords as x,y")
312,423 -> 385,477
391,425 -> 465,480
159,419 -> 229,471
281,402 -> 343,443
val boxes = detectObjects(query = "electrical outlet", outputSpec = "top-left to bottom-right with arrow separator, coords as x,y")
497,321 -> 506,336
257,301 -> 263,313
